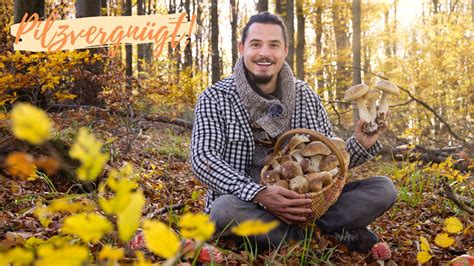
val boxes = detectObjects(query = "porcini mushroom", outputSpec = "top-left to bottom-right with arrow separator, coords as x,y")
310,155 -> 323,172
289,149 -> 304,162
329,137 -> 346,150
280,161 -> 303,180
288,134 -> 310,151
375,80 -> 399,115
299,158 -> 311,172
362,89 -> 382,134
319,155 -> 339,172
306,171 -> 332,187
302,141 -> 331,157
274,179 -> 289,189
261,170 -> 281,184
308,179 -> 323,192
289,175 -> 309,193
344,84 -> 370,122
264,153 -> 281,172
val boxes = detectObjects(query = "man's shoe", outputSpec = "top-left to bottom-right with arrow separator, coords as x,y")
329,227 -> 379,253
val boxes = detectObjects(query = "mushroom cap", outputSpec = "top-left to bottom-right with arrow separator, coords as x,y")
288,134 -> 310,151
329,137 -> 346,150
306,171 -> 332,187
262,170 -> 281,184
302,141 -> 331,157
363,89 -> 381,101
319,155 -> 339,171
299,158 -> 311,172
289,175 -> 309,193
274,179 -> 289,189
328,167 -> 340,177
280,155 -> 293,163
308,179 -> 323,192
375,80 -> 399,95
344,84 -> 369,101
280,161 -> 303,180
264,153 -> 277,166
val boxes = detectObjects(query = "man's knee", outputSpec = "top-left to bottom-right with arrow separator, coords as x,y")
372,176 -> 397,209
210,194 -> 242,229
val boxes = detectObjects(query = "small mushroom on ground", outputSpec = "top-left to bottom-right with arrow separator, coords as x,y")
302,141 -> 331,157
289,175 -> 309,193
362,89 -> 382,134
288,134 -> 310,151
280,161 -> 303,180
274,179 -> 289,189
344,84 -> 370,123
319,155 -> 339,172
374,80 -> 400,128
306,171 -> 332,188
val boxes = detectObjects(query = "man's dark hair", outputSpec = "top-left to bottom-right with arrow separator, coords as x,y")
241,12 -> 288,46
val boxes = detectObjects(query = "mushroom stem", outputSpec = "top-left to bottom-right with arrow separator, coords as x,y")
378,92 -> 390,115
355,99 -> 371,122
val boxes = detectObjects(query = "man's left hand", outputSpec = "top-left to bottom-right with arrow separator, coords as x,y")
354,119 -> 386,150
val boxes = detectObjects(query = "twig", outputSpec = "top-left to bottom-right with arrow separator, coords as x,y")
439,183 -> 474,214
145,203 -> 185,219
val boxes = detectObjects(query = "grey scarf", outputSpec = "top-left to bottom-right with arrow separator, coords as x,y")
234,57 -> 296,138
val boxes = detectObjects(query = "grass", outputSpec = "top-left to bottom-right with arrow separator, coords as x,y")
147,128 -> 190,160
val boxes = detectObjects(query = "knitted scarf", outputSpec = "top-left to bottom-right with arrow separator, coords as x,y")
234,57 -> 296,138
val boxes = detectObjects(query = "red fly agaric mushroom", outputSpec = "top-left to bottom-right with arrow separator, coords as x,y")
375,80 -> 400,127
344,84 -> 370,124
362,89 -> 382,134
280,161 -> 303,180
289,175 -> 309,193
371,242 -> 392,261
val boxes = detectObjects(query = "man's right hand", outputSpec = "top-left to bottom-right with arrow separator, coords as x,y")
253,186 -> 313,224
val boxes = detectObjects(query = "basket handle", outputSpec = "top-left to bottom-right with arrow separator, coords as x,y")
273,128 -> 348,178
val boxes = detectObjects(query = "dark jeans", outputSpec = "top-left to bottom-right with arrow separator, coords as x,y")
210,176 -> 397,251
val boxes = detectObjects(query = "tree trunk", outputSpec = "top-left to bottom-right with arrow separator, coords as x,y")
295,0 -> 304,80
258,0 -> 268,12
210,0 -> 220,83
123,0 -> 132,77
332,0 -> 351,106
351,0 -> 361,123
352,0 -> 361,85
285,0 -> 294,72
75,0 -> 103,105
472,0 -> 474,22
315,4 -> 324,90
137,0 -> 146,75
14,0 -> 44,23
230,0 -> 239,67
101,0 -> 107,15
183,0 -> 193,69
275,0 -> 283,14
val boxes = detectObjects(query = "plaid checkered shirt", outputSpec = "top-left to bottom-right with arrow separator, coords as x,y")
191,76 -> 382,213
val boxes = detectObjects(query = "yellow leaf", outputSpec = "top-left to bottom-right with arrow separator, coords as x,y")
99,165 -> 137,214
34,204 -> 52,228
98,245 -> 124,261
4,152 -> 37,180
36,245 -> 89,266
231,219 -> 279,236
434,233 -> 455,248
49,198 -> 82,213
117,190 -> 145,242
133,251 -> 154,266
61,213 -> 113,243
444,217 -> 463,234
416,251 -> 432,264
10,103 -> 53,145
420,236 -> 432,252
69,127 -> 109,181
2,247 -> 34,265
178,213 -> 215,241
143,220 -> 180,259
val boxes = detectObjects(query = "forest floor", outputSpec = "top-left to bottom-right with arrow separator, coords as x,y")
1,108 -> 472,265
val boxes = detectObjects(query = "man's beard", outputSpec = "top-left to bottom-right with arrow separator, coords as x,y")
248,71 -> 273,85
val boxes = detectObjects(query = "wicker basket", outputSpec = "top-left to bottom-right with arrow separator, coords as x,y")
260,128 -> 348,220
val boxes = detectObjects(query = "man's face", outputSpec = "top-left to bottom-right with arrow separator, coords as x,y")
238,23 -> 288,85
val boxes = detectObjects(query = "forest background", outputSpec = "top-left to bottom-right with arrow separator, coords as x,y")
0,0 -> 473,265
